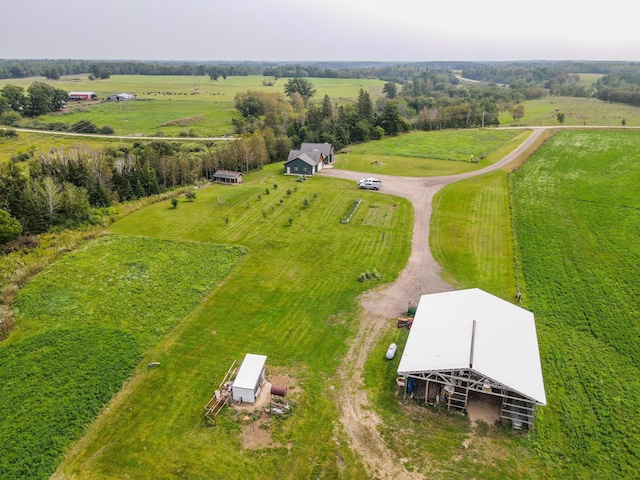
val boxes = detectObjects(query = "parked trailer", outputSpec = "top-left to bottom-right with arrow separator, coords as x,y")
68,92 -> 98,101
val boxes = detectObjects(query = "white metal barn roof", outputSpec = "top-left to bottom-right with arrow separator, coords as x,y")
234,354 -> 267,390
397,289 -> 546,405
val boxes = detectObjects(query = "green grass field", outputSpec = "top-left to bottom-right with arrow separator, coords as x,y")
44,164 -> 413,479
1,75 -> 387,137
499,96 -> 640,127
1,236 -> 245,479
511,130 -> 640,478
431,170 -> 516,299
336,129 -> 530,176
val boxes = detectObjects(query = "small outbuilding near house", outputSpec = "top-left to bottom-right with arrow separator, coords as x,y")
212,170 -> 243,184
232,353 -> 267,404
397,288 -> 546,429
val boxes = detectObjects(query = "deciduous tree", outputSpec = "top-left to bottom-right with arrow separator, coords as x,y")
284,78 -> 316,100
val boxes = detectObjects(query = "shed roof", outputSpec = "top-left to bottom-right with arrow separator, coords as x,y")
213,170 -> 242,179
397,289 -> 546,405
234,354 -> 267,390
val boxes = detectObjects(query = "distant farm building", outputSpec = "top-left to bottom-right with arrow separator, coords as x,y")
68,92 -> 97,101
212,170 -> 243,184
232,354 -> 267,404
397,288 -> 546,429
107,93 -> 136,101
284,142 -> 335,176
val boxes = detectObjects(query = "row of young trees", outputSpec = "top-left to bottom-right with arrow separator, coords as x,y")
0,134 -> 270,239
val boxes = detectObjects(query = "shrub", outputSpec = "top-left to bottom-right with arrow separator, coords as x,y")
0,128 -> 18,138
171,197 -> 179,208
0,111 -> 21,127
0,210 -> 23,244
70,120 -> 98,134
357,269 -> 381,282
99,125 -> 115,135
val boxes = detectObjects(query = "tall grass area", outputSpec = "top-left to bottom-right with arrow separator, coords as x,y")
512,130 -> 640,477
0,236 -> 245,479
52,163 -> 412,479
337,129 -> 529,176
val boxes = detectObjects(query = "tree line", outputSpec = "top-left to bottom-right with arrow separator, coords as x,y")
0,135 -> 269,241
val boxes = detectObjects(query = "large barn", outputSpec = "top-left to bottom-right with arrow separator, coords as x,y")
397,288 -> 546,429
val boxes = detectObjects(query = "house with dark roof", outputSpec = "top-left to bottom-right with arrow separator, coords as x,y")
283,143 -> 335,176
299,142 -> 335,164
212,170 -> 243,184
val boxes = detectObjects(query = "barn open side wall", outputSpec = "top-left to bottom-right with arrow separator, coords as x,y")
402,369 -> 540,428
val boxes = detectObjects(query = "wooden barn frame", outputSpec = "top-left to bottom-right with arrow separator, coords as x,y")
397,289 -> 546,429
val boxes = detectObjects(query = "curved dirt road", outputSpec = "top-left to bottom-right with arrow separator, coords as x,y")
321,128 -> 546,479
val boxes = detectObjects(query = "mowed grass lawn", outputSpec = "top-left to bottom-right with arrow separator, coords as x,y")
337,129 -> 530,176
431,170 -> 517,300
52,163 -> 412,479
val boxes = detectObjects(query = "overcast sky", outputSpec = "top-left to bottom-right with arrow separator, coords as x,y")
3,0 -> 638,62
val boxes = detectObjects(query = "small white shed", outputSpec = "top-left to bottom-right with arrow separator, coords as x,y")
232,354 -> 267,404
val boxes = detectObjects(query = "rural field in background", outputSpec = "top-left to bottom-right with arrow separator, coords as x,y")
0,75 -> 387,137
2,71 -> 640,478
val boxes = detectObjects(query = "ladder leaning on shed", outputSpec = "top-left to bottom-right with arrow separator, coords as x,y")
204,360 -> 238,424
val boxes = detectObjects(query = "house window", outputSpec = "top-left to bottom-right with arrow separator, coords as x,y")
294,166 -> 299,172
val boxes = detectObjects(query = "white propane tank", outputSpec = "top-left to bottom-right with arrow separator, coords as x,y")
385,343 -> 397,360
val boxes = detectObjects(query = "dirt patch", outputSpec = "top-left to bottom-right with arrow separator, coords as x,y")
241,416 -> 274,450
235,373 -> 301,450
466,392 -> 502,426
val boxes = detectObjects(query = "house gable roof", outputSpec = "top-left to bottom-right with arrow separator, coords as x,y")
397,288 -> 546,405
285,150 -> 321,166
300,142 -> 334,156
